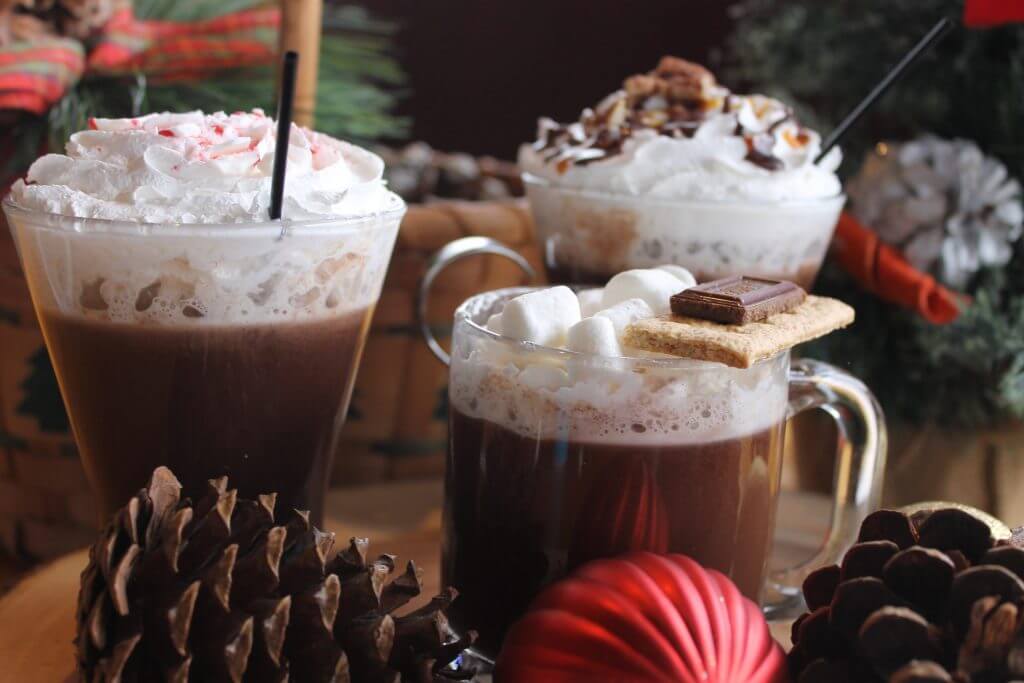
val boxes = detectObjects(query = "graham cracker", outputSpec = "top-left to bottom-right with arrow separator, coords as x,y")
624,295 -> 855,368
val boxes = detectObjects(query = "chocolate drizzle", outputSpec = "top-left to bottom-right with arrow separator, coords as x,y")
532,56 -> 812,173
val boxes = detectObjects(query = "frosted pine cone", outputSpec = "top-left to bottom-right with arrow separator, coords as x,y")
848,136 -> 1024,290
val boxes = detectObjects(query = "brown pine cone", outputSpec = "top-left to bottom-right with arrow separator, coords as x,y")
53,0 -> 122,39
76,467 -> 477,683
791,507 -> 1024,683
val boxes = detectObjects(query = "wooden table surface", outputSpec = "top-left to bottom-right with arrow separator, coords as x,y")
0,480 -> 826,682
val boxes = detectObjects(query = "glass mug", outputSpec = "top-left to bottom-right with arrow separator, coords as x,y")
4,196 -> 405,525
417,237 -> 886,664
524,173 -> 846,288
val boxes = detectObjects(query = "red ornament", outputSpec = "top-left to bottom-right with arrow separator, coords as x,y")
964,0 -> 1024,27
569,457 -> 669,568
495,552 -> 789,683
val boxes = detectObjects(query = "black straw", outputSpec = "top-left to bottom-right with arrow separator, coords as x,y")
270,50 -> 299,221
816,17 -> 955,164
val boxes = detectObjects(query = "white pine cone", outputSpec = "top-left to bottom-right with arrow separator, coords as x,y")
848,136 -> 1024,289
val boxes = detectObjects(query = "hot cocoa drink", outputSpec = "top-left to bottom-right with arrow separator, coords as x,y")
440,274 -> 793,661
38,307 -> 371,523
521,57 -> 845,288
5,110 -> 405,523
443,410 -> 784,657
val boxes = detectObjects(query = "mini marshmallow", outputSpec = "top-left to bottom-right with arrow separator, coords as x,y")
577,288 -> 605,317
502,286 -> 581,346
486,313 -> 504,334
594,298 -> 655,338
656,264 -> 697,289
602,268 -> 687,314
567,316 -> 622,357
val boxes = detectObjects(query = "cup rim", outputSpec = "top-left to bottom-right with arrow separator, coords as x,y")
1,192 -> 407,238
455,286 -> 787,371
521,172 -> 846,210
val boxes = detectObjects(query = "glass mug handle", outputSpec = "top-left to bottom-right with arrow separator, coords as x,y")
765,358 -> 888,616
417,236 -> 537,366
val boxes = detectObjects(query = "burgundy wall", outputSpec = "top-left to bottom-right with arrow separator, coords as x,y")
364,1 -> 734,158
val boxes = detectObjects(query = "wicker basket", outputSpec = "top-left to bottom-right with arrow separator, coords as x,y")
0,200 -> 542,563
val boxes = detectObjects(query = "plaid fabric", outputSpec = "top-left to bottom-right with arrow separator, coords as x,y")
965,0 -> 1024,27
0,6 -> 279,115
0,38 -> 85,114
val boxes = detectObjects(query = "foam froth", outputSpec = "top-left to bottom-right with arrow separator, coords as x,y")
449,289 -> 789,445
5,110 -> 405,325
7,200 -> 403,325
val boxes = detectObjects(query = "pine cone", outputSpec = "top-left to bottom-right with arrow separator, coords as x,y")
790,507 -> 1024,682
75,467 -> 476,683
53,0 -> 121,39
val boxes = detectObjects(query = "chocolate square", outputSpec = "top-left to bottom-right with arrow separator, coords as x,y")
670,275 -> 807,324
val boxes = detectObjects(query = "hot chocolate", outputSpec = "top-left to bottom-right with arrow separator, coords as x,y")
443,410 -> 783,657
441,273 -> 791,660
38,307 -> 371,523
520,57 -> 845,287
5,110 -> 405,523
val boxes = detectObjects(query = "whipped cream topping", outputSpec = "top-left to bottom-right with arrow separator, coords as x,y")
9,110 -> 397,223
519,57 -> 842,202
450,279 -> 789,446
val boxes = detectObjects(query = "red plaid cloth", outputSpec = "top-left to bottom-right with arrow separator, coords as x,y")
964,0 -> 1024,27
0,6 -> 279,115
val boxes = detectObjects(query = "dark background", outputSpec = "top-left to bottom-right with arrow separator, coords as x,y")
363,1 -> 735,159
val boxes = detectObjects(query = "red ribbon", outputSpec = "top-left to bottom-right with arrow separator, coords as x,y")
831,213 -> 963,325
964,0 -> 1024,27
0,6 -> 279,115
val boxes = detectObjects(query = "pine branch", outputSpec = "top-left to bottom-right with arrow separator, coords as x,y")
727,1 -> 1024,428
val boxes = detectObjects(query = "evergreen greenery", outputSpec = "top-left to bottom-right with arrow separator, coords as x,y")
726,0 -> 1024,428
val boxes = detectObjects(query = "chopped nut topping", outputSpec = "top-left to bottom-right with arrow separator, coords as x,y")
530,56 -> 814,174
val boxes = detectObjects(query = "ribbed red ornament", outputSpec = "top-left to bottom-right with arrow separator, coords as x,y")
569,457 -> 669,568
495,552 -> 789,683
964,0 -> 1024,27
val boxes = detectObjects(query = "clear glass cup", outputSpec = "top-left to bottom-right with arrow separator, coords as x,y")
3,196 -> 405,525
524,173 -> 846,288
416,239 -> 885,666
